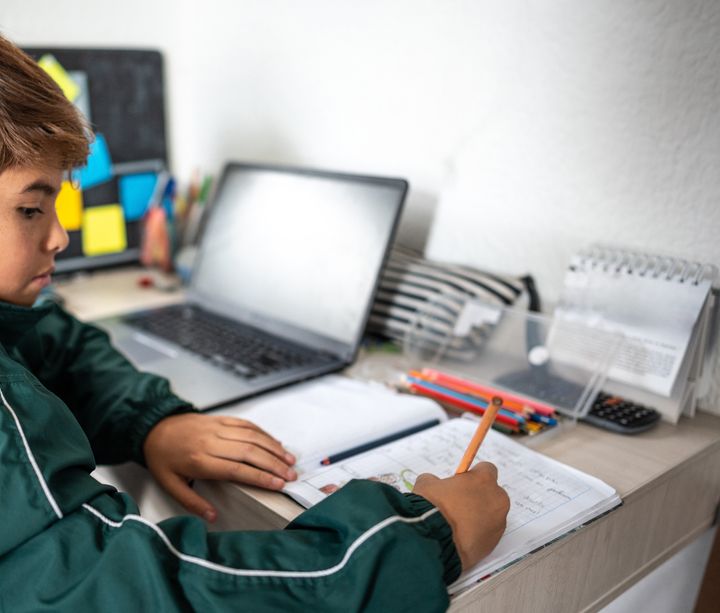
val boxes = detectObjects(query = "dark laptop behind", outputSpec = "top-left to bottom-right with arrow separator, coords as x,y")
97,162 -> 407,409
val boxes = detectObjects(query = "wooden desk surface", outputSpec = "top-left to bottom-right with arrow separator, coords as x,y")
54,267 -> 183,321
58,268 -> 720,612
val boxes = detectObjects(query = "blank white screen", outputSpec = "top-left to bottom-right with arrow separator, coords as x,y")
192,168 -> 402,345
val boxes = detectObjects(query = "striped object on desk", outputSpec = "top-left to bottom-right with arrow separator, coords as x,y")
368,246 -> 534,352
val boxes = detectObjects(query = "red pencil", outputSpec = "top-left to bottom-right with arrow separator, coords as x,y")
420,368 -> 556,417
406,380 -> 522,429
408,370 -> 529,415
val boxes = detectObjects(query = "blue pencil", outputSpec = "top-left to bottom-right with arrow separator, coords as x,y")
320,418 -> 441,465
405,376 -> 526,424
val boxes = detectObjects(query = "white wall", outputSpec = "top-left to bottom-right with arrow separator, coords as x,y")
1,0 -> 718,301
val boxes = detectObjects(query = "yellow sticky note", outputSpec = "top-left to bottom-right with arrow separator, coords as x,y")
55,181 -> 83,231
38,54 -> 80,102
82,205 -> 127,256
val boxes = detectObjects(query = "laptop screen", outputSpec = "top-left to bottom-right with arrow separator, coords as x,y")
191,163 -> 406,349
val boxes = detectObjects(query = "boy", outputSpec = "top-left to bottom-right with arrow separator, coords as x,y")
0,33 -> 510,611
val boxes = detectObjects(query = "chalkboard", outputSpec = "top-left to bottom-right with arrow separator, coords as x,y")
23,48 -> 168,273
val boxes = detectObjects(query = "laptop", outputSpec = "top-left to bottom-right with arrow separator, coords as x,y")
96,162 -> 407,409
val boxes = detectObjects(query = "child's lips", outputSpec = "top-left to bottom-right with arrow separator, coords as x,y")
32,268 -> 55,287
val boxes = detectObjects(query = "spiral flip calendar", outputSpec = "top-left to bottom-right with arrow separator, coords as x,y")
556,245 -> 717,423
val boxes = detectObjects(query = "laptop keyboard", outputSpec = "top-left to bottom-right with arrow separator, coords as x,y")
123,304 -> 329,379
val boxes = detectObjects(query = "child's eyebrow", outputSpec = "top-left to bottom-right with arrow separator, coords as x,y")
20,180 -> 58,196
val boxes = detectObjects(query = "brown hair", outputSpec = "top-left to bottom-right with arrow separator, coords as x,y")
0,33 -> 90,172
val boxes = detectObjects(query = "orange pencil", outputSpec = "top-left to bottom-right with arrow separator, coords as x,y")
422,368 -> 556,417
455,396 -> 503,474
409,370 -> 528,414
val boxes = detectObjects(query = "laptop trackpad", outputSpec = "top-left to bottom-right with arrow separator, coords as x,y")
113,333 -> 250,408
115,334 -> 175,366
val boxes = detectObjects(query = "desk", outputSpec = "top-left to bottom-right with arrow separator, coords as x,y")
57,268 -> 720,613
54,267 -> 183,320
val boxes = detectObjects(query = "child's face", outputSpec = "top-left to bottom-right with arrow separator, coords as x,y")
0,164 -> 68,306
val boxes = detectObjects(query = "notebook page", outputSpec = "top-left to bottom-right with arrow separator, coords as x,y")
213,375 -> 446,465
284,418 -> 620,588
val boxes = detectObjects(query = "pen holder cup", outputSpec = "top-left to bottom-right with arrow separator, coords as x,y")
403,295 -> 623,427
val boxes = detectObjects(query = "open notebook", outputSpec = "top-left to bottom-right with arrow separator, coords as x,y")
213,376 -> 447,467
215,377 -> 620,593
283,417 -> 620,594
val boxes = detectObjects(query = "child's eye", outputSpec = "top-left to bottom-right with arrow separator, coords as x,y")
18,207 -> 44,220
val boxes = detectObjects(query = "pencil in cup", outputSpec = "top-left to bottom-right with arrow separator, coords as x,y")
455,396 -> 503,474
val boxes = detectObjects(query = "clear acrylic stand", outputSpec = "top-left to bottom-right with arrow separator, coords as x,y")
403,296 -> 623,437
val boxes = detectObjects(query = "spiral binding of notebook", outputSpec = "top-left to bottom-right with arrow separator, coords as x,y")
570,245 -> 717,286
556,245 -> 718,423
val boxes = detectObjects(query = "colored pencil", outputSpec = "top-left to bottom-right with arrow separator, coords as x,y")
404,377 -> 524,429
408,370 -> 528,413
420,368 -> 557,417
320,418 -> 441,465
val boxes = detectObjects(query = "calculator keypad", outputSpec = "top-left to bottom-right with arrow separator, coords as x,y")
582,392 -> 661,434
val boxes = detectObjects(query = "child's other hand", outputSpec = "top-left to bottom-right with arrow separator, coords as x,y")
143,413 -> 297,522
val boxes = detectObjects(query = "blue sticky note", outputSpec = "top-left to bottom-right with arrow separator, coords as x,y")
119,173 -> 158,221
162,177 -> 176,221
78,133 -> 113,190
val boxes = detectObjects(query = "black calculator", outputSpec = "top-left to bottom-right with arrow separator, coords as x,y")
494,369 -> 662,435
581,392 -> 661,434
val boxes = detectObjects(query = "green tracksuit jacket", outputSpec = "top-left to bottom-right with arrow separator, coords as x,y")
0,300 -> 461,612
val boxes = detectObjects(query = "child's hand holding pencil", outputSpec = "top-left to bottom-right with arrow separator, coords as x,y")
413,396 -> 509,570
414,460 -> 510,570
455,396 -> 503,474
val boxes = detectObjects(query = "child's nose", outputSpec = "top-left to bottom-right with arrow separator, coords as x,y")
46,212 -> 69,254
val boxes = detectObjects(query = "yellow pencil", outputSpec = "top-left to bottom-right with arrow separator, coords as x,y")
455,396 -> 503,474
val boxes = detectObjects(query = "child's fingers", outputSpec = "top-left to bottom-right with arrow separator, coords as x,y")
191,455 -> 289,491
157,471 -> 217,523
216,426 -> 296,465
217,416 -> 279,441
413,473 -> 439,491
205,438 -> 297,482
468,461 -> 499,482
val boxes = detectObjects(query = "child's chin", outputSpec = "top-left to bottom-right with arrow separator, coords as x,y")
18,290 -> 41,307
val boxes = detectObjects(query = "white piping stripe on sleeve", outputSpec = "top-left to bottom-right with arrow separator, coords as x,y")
0,386 -> 63,519
82,503 -> 439,579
